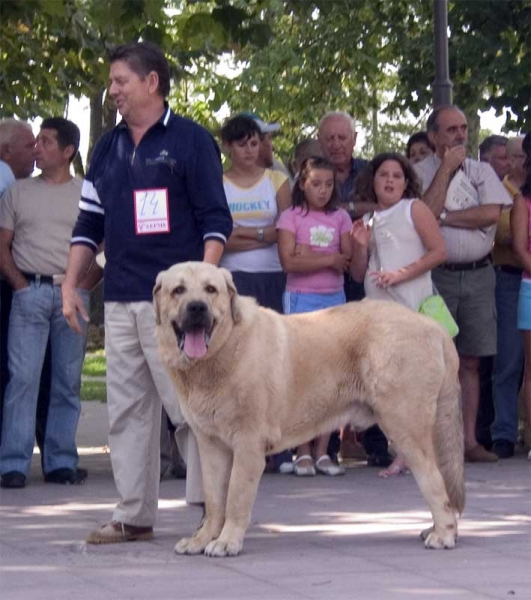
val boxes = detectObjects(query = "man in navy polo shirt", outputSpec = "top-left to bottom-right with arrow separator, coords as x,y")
62,42 -> 232,544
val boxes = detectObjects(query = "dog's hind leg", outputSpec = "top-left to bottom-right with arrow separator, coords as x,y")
405,451 -> 458,549
204,440 -> 265,557
175,430 -> 232,555
380,415 -> 458,549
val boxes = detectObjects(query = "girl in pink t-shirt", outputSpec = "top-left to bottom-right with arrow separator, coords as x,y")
277,156 -> 352,477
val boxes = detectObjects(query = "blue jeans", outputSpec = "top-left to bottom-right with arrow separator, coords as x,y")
283,290 -> 346,314
491,269 -> 524,443
0,282 -> 89,476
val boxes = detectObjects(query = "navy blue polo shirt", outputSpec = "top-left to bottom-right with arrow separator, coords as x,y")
71,106 -> 232,302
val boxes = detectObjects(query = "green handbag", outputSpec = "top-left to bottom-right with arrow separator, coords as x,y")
418,294 -> 459,338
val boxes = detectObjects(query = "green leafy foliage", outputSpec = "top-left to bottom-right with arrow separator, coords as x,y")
0,0 -> 528,165
388,0 -> 531,131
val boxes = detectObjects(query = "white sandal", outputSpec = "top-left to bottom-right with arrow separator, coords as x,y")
315,455 -> 345,476
293,455 -> 316,477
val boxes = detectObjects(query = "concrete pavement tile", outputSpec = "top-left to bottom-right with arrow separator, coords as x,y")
223,545 -> 389,579
304,525 -> 439,558
468,583 -> 530,599
269,569 -> 490,600
414,560 -> 531,586
369,548 -> 529,576
0,570 -> 106,600
76,400 -> 109,448
68,561 -> 307,600
487,540 -> 531,559
0,402 -> 528,599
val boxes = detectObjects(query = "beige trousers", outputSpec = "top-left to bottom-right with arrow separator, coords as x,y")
105,301 -> 203,527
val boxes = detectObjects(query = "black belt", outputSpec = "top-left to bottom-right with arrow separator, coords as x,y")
494,265 -> 523,276
439,256 -> 491,271
22,272 -> 55,285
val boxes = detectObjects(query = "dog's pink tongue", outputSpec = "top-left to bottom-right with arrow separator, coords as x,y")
183,330 -> 208,359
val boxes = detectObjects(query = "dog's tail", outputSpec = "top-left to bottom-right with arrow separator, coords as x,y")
434,335 -> 466,515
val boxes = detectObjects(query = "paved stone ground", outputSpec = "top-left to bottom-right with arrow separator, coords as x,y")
1,401 -> 530,600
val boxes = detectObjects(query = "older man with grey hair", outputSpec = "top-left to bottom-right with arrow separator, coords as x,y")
318,112 -> 391,467
0,119 -> 37,450
0,119 -> 36,194
479,134 -> 509,180
317,111 -> 375,219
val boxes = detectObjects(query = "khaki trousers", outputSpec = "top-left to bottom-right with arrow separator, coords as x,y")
105,301 -> 203,527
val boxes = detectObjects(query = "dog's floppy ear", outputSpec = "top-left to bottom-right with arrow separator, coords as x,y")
221,267 -> 242,323
153,271 -> 165,325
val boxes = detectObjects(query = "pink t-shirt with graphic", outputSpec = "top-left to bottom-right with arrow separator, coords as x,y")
277,206 -> 352,293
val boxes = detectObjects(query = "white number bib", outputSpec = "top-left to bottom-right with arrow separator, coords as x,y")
134,188 -> 170,234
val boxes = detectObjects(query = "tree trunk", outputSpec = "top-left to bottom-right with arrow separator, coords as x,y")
86,87 -> 116,330
102,91 -> 117,135
88,87 -> 117,162
72,152 -> 84,178
464,108 -> 480,159
88,89 -> 104,162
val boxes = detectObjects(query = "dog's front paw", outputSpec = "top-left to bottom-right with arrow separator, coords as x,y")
174,536 -> 209,555
420,526 -> 433,541
423,529 -> 456,550
204,537 -> 243,557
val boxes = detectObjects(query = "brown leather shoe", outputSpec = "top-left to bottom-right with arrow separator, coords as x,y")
86,521 -> 154,544
464,445 -> 499,463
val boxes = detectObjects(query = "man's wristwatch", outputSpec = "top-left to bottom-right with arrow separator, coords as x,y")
348,201 -> 356,217
439,210 -> 448,223
257,227 -> 265,242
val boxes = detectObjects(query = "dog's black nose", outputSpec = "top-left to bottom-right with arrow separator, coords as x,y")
188,301 -> 207,316
183,300 -> 211,330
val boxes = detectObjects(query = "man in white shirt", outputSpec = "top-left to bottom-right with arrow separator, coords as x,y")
415,105 -> 512,463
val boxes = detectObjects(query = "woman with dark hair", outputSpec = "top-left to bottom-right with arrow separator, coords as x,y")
510,131 -> 531,460
219,115 -> 291,313
351,152 -> 447,476
219,114 -> 292,472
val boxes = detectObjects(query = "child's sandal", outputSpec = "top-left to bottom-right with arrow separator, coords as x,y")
293,455 -> 316,477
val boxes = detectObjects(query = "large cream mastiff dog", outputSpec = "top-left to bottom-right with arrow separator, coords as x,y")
154,262 -> 465,557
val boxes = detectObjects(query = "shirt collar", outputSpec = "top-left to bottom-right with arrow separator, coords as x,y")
117,103 -> 173,131
431,153 -> 442,169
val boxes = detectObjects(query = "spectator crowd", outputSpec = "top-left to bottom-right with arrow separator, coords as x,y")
1,41 -> 530,546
